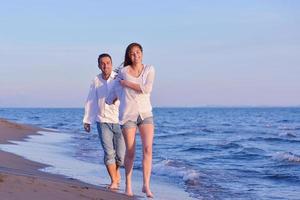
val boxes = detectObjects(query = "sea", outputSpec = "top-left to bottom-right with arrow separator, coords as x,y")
0,107 -> 300,200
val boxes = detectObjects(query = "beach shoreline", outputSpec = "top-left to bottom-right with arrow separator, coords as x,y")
0,118 -> 133,200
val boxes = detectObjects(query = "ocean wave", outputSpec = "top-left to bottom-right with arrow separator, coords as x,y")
277,119 -> 294,123
43,127 -> 59,132
278,126 -> 300,131
29,116 -> 40,120
231,147 -> 266,159
221,123 -> 232,127
278,132 -> 297,138
155,131 -> 200,139
248,136 -> 300,143
152,159 -> 202,186
249,124 -> 257,127
218,141 -> 242,149
55,122 -> 67,126
273,152 -> 300,163
279,127 -> 293,130
222,130 -> 236,134
263,173 -> 298,182
181,146 -> 209,152
202,128 -> 214,133
241,147 -> 266,154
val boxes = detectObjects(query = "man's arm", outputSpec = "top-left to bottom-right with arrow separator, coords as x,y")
83,80 -> 98,132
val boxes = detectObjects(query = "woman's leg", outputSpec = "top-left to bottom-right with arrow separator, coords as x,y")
122,127 -> 137,196
113,124 -> 126,185
139,123 -> 154,198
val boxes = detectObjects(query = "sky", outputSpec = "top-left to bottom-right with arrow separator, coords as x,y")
0,0 -> 300,107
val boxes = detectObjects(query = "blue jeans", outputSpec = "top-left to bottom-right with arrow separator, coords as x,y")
96,122 -> 125,166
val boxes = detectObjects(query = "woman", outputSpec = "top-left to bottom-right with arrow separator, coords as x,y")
106,43 -> 155,197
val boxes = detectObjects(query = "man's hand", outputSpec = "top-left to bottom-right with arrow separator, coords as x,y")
84,123 -> 91,133
112,98 -> 118,104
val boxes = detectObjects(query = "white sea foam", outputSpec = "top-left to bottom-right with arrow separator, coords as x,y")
273,152 -> 300,163
0,131 -> 109,183
42,127 -> 60,132
153,159 -> 201,185
0,131 -> 197,200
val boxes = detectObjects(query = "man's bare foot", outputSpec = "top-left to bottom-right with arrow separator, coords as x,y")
142,186 -> 154,198
107,182 -> 119,190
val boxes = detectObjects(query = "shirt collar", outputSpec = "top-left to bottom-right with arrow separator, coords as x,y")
99,71 -> 116,82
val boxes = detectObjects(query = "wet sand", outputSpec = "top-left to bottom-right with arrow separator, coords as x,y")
0,119 -> 133,200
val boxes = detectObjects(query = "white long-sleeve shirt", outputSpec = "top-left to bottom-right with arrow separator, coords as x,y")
106,65 -> 155,125
83,71 -> 120,124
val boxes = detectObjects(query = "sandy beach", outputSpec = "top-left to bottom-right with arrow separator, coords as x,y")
0,119 -> 133,200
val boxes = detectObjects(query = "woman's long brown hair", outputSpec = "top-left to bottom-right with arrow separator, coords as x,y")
123,42 -> 143,67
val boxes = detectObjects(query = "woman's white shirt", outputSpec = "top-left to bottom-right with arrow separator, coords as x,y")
106,65 -> 155,125
83,71 -> 119,124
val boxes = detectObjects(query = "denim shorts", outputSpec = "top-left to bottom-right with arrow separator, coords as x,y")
121,115 -> 154,129
96,122 -> 125,166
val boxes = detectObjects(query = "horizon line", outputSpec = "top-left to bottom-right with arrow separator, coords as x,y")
1,105 -> 300,109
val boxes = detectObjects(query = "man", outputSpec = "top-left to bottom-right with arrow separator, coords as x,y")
83,53 -> 125,189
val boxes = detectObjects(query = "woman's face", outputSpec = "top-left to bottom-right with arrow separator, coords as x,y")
129,46 -> 143,64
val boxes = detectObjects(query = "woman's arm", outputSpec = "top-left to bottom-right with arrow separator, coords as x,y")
139,66 -> 155,94
120,80 -> 142,93
120,65 -> 155,94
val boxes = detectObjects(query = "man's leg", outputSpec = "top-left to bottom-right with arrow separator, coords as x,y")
97,123 -> 118,189
105,164 -> 118,189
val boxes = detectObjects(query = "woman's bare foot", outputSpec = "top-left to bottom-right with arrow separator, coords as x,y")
142,186 -> 154,198
116,171 -> 121,185
125,185 -> 133,197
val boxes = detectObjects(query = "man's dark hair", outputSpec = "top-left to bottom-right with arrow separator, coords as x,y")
98,53 -> 112,65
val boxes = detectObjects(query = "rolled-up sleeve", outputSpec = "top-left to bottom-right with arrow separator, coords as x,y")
83,81 -> 98,124
140,66 -> 155,94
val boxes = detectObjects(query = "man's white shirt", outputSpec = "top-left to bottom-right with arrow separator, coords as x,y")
83,71 -> 119,124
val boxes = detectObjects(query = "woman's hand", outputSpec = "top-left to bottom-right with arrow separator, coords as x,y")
120,79 -> 142,93
120,79 -> 128,87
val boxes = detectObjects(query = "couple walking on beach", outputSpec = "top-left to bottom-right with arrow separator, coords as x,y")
83,42 -> 155,198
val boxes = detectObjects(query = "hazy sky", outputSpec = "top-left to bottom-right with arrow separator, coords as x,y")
1,0 -> 300,107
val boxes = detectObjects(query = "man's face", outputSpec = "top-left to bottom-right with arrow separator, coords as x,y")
99,56 -> 112,76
